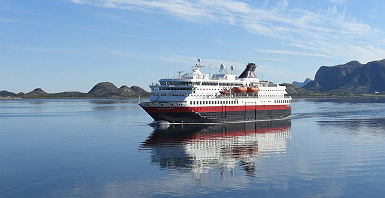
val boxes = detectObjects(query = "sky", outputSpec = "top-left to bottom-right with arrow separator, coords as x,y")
1,0 -> 385,93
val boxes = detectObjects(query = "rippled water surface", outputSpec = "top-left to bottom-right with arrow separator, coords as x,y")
1,98 -> 385,197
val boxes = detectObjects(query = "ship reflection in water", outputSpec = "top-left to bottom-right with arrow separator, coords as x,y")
141,120 -> 291,177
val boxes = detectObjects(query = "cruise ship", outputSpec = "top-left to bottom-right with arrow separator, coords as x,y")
139,59 -> 291,123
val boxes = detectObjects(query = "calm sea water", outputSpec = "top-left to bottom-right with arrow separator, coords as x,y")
1,98 -> 385,198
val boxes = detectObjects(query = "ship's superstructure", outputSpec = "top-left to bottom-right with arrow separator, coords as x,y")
139,59 -> 291,123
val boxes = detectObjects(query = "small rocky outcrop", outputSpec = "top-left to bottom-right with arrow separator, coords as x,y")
130,86 -> 151,97
119,85 -> 136,97
0,90 -> 16,97
281,83 -> 312,96
25,88 -> 48,97
88,82 -> 120,97
51,91 -> 89,98
88,82 -> 150,98
0,90 -> 21,99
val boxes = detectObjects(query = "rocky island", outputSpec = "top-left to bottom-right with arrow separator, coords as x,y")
285,59 -> 385,97
0,82 -> 151,99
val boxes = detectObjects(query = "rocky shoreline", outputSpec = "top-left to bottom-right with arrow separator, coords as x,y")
0,82 -> 151,99
0,96 -> 22,100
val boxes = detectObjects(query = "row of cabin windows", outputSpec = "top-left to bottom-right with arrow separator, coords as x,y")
160,81 -> 197,86
157,94 -> 186,96
157,87 -> 192,90
160,81 -> 243,86
195,106 -> 240,110
189,100 -> 239,105
195,88 -> 223,90
208,82 -> 243,86
190,105 -> 286,111
275,100 -> 290,103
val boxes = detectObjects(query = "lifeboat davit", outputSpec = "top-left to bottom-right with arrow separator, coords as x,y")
247,87 -> 259,93
232,86 -> 247,93
219,89 -> 230,95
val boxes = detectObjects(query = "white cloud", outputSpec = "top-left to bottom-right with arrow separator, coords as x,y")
70,0 -> 87,4
275,0 -> 288,11
328,0 -> 347,4
69,0 -> 385,64
257,49 -> 329,57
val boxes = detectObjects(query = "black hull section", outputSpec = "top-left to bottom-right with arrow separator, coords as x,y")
147,109 -> 291,123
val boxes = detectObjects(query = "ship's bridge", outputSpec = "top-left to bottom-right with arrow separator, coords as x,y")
181,62 -> 210,80
211,74 -> 238,80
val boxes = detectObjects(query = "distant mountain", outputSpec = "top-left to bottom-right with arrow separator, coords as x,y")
88,82 -> 120,97
0,90 -> 17,97
22,88 -> 48,98
130,86 -> 150,97
0,82 -> 150,99
292,78 -> 312,88
119,85 -> 136,97
304,59 -> 385,94
280,83 -> 312,96
50,91 -> 89,98
88,82 -> 151,98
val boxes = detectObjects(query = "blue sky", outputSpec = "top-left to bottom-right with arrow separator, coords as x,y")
1,0 -> 385,92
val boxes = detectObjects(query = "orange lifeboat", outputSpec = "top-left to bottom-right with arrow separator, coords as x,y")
247,86 -> 259,93
232,86 -> 247,93
219,89 -> 230,95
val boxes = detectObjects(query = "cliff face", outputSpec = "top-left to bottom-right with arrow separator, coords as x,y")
305,59 -> 385,94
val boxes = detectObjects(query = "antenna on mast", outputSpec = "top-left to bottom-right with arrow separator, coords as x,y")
230,66 -> 235,74
177,71 -> 183,79
219,64 -> 226,74
193,58 -> 204,71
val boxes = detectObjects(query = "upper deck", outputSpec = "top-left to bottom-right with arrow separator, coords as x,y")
148,60 -> 290,102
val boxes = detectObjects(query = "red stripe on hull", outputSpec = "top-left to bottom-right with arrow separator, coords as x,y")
142,105 -> 291,113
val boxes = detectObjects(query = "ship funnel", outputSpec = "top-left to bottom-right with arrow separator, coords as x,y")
239,63 -> 256,78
